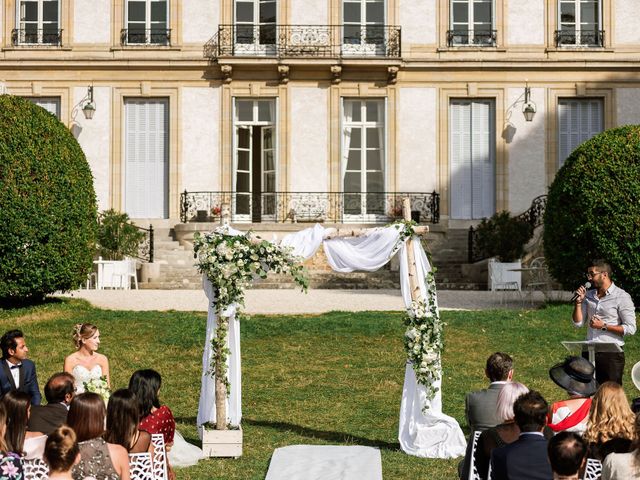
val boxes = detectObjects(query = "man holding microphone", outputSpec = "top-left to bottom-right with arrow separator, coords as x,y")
572,259 -> 636,385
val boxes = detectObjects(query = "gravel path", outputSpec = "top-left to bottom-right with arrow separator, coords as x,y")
58,289 -> 570,314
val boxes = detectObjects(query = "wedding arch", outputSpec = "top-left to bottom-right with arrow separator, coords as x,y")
193,200 -> 466,458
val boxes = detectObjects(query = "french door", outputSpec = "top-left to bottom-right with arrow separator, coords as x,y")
342,0 -> 385,56
234,0 -> 276,55
234,99 -> 276,222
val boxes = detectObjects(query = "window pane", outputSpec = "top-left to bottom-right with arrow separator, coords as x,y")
343,25 -> 361,44
344,172 -> 361,192
473,2 -> 491,24
366,2 -> 384,24
236,2 -> 254,22
237,172 -> 250,192
347,149 -> 361,170
260,24 -> 276,44
264,151 -> 274,171
367,150 -> 381,170
151,1 -> 167,22
263,128 -> 273,149
560,2 -> 575,23
260,1 -> 276,23
366,171 -> 384,192
265,172 -> 276,192
43,1 -> 58,22
366,101 -> 380,122
128,1 -> 146,21
236,195 -> 250,214
21,1 -> 38,21
236,25 -> 255,44
580,1 -> 596,26
350,102 -> 362,122
238,150 -> 250,171
366,127 -> 381,148
237,101 -> 253,121
344,2 -> 361,23
452,2 -> 468,23
349,127 -> 362,148
238,128 -> 250,149
258,101 -> 272,121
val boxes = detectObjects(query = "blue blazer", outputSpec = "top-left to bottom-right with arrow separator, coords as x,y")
0,359 -> 41,405
491,433 -> 552,480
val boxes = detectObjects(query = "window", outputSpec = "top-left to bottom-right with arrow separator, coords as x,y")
448,0 -> 495,46
557,99 -> 603,167
449,99 -> 495,220
14,0 -> 60,45
342,0 -> 385,55
26,97 -> 60,118
342,99 -> 386,218
124,0 -> 169,45
556,0 -> 602,46
234,0 -> 276,55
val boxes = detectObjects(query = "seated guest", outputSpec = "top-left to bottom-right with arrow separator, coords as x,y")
0,329 -> 41,405
0,402 -> 23,478
66,392 -> 130,480
129,370 -> 175,446
547,356 -> 597,434
548,432 -> 587,480
601,412 -> 640,479
490,390 -> 553,480
474,382 -> 529,480
1,391 -> 46,459
460,352 -> 514,479
28,372 -> 75,435
44,426 -> 81,480
104,389 -> 151,454
584,382 -> 635,461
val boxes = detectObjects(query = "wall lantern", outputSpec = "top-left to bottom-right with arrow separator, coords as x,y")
522,85 -> 536,122
82,86 -> 96,120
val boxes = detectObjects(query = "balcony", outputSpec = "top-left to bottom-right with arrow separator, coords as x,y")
180,191 -> 439,224
120,28 -> 171,46
446,29 -> 497,47
554,30 -> 605,47
204,24 -> 401,59
11,28 -> 63,47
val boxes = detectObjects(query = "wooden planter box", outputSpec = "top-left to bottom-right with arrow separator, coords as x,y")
199,425 -> 243,458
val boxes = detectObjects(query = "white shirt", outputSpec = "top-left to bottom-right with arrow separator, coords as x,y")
6,360 -> 20,388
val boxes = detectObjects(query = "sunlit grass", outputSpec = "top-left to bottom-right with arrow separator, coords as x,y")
1,300 -> 634,479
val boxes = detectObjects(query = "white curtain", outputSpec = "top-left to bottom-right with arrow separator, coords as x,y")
342,100 -> 354,184
198,224 -> 466,458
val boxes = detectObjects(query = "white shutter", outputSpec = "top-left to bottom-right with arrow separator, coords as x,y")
558,99 -> 604,167
450,101 -> 472,219
125,99 -> 169,218
471,100 -> 495,219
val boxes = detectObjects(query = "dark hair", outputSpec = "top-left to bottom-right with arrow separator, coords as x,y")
129,369 -> 162,419
104,389 -> 139,451
0,403 -> 9,452
44,426 -> 79,473
486,352 -> 513,382
548,431 -> 587,476
67,393 -> 106,442
44,372 -> 75,404
1,390 -> 30,453
0,330 -> 24,359
590,259 -> 612,277
514,390 -> 548,432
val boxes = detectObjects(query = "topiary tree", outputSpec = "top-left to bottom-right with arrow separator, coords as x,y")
544,125 -> 640,303
0,95 -> 97,304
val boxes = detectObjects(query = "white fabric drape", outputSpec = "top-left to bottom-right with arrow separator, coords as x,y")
197,224 -> 466,458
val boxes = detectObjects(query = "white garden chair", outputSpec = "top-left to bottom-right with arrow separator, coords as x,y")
151,433 -> 169,480
113,257 -> 139,290
582,458 -> 602,480
23,458 -> 48,480
467,430 -> 483,480
129,452 -> 154,480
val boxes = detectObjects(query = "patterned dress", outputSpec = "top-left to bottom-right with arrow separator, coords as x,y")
72,438 -> 119,480
0,453 -> 22,480
139,405 -> 176,445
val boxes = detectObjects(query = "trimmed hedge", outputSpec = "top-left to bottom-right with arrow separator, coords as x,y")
475,211 -> 534,262
0,95 -> 97,303
544,125 -> 640,303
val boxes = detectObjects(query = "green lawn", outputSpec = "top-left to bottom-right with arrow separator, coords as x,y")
1,299 -> 637,479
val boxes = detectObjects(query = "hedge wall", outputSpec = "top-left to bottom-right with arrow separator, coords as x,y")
544,125 -> 640,303
0,95 -> 97,303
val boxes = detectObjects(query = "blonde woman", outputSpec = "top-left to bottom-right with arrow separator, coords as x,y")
63,324 -> 110,394
584,382 -> 635,461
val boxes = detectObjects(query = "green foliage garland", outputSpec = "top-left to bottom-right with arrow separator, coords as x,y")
544,126 -> 640,302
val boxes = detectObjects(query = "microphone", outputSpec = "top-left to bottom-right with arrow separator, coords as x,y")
571,281 -> 591,303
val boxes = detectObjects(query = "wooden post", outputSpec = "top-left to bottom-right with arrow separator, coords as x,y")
214,206 -> 230,430
403,198 -> 424,304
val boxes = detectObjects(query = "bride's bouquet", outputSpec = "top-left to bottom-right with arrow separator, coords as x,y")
84,376 -> 110,403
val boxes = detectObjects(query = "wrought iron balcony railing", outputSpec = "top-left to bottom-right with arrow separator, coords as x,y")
180,191 -> 439,224
204,24 -> 401,59
554,29 -> 605,47
447,29 -> 498,47
134,224 -> 155,263
11,28 -> 63,46
121,28 -> 171,46
468,195 -> 547,264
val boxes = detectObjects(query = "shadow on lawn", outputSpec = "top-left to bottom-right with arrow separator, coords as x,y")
244,418 -> 400,451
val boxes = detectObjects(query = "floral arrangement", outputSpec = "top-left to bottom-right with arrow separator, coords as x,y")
210,205 -> 222,217
193,228 -> 309,394
403,270 -> 443,408
84,376 -> 110,403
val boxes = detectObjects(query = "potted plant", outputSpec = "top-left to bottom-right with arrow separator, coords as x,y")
210,205 -> 222,220
475,211 -> 534,291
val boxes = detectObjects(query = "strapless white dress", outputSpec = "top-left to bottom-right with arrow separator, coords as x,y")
71,364 -> 103,394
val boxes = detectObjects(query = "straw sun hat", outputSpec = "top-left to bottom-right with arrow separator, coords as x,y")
549,356 -> 598,397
